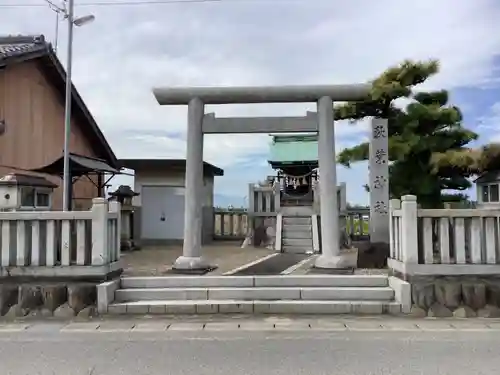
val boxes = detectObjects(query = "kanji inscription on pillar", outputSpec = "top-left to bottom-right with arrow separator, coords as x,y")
369,117 -> 389,243
373,200 -> 388,215
373,175 -> 387,190
374,149 -> 387,164
373,124 -> 386,139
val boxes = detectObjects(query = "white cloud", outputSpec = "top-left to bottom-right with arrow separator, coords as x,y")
476,102 -> 500,142
2,0 -> 500,202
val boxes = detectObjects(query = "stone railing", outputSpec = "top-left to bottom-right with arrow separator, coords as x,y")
213,205 -> 368,243
213,208 -> 248,240
388,195 -> 500,318
312,182 -> 347,214
389,195 -> 500,272
248,183 -> 280,216
0,198 -> 121,278
344,208 -> 370,240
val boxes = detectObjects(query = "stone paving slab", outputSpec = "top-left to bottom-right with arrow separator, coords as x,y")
3,318 -> 500,334
309,321 -> 347,331
383,321 -> 420,331
25,322 -> 68,333
414,321 -> 456,331
0,323 -> 29,332
273,321 -> 311,330
60,322 -> 100,332
98,322 -> 136,332
345,321 -> 385,331
132,322 -> 170,332
204,322 -> 240,331
167,323 -> 205,331
239,322 -> 275,331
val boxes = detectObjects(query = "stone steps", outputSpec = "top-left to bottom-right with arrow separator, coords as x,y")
115,286 -> 395,302
282,245 -> 314,254
283,217 -> 311,226
100,275 -> 402,316
282,228 -> 312,239
281,215 -> 314,253
121,275 -> 390,288
282,238 -> 312,247
107,300 -> 403,315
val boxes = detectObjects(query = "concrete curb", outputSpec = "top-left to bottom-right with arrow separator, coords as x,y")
97,279 -> 121,314
388,276 -> 411,314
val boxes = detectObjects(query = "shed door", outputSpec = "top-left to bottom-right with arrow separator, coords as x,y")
141,186 -> 185,240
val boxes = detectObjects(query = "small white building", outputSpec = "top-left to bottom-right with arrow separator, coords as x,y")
119,159 -> 223,245
475,171 -> 500,207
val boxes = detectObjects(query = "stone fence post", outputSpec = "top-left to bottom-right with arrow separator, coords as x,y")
400,195 -> 419,263
389,198 -> 401,259
273,180 -> 281,213
109,200 -> 121,262
91,198 -> 109,265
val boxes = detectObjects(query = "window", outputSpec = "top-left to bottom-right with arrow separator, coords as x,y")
36,192 -> 50,207
482,185 -> 489,203
20,187 -> 51,208
491,184 -> 499,202
481,184 -> 500,203
20,187 -> 35,207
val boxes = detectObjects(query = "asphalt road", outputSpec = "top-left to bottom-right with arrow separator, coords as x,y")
1,322 -> 499,375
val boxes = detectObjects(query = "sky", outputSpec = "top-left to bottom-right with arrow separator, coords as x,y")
1,0 -> 500,207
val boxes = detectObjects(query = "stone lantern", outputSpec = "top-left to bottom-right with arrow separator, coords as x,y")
109,185 -> 139,251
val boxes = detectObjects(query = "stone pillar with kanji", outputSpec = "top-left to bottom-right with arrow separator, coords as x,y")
369,117 -> 389,244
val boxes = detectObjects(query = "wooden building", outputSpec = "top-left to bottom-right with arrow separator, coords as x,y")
0,35 -> 119,210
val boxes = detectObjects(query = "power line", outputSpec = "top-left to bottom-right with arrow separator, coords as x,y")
0,0 -> 285,8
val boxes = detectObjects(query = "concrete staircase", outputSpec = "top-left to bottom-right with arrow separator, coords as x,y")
103,275 -> 403,315
282,216 -> 314,254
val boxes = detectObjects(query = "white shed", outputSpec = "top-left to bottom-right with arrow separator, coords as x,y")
119,159 -> 224,245
475,171 -> 500,208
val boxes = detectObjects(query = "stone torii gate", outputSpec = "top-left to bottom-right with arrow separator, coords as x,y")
152,84 -> 387,271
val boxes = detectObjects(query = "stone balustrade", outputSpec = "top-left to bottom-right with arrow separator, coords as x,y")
343,208 -> 370,240
0,198 -> 122,318
213,206 -> 369,244
213,208 -> 248,240
0,198 -> 121,277
389,194 -> 500,318
248,183 -> 280,216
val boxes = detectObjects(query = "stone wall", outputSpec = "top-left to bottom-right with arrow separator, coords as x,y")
0,283 -> 99,319
393,273 -> 500,318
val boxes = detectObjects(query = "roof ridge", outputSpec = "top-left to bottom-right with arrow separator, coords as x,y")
0,34 -> 46,45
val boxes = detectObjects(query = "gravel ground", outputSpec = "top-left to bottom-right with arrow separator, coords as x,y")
121,242 -> 274,276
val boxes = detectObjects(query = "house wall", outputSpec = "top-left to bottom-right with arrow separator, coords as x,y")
131,168 -> 215,245
0,61 -> 100,210
476,182 -> 500,209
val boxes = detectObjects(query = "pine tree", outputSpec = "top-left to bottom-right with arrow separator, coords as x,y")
335,60 -> 479,208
